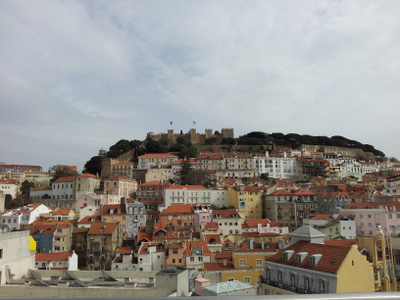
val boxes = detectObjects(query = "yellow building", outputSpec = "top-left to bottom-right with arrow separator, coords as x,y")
228,186 -> 266,219
259,240 -> 375,295
203,240 -> 279,285
357,233 -> 397,292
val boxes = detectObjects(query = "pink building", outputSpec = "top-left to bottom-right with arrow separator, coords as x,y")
340,202 -> 400,236
103,175 -> 137,199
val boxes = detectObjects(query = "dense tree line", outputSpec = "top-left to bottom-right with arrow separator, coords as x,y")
234,131 -> 385,158
83,131 -> 385,175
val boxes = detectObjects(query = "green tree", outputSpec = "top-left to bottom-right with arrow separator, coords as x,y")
50,165 -> 78,183
83,156 -> 103,175
145,140 -> 167,153
20,180 -> 35,195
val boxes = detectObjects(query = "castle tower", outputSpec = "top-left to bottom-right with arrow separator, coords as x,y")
205,129 -> 213,139
189,128 -> 197,144
221,128 -> 234,138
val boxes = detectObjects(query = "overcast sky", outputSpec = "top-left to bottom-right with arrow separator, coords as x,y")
1,0 -> 399,172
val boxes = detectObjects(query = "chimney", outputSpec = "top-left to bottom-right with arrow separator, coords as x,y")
249,238 -> 254,250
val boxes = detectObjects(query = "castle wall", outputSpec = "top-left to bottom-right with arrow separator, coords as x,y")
302,145 -> 375,162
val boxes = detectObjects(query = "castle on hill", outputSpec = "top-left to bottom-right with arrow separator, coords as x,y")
147,128 -> 234,145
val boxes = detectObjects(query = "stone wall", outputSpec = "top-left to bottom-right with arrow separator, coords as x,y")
302,145 -> 376,161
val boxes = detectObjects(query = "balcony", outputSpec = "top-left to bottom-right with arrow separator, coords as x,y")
259,278 -> 316,294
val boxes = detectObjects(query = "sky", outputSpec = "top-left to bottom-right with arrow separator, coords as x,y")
1,0 -> 399,172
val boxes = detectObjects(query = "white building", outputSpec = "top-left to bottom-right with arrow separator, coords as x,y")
0,179 -> 19,199
137,242 -> 165,272
161,185 -> 228,211
35,252 -> 78,271
137,153 -> 179,170
253,152 -> 299,179
0,204 -> 51,230
0,227 -> 35,285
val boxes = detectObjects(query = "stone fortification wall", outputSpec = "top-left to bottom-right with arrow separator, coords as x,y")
302,144 -> 376,161
147,128 -> 234,146
101,149 -> 136,178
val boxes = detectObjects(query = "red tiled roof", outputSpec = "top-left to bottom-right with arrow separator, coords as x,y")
342,203 -> 380,209
138,242 -> 165,255
137,232 -> 151,243
53,176 -> 75,183
152,223 -> 179,239
115,246 -> 135,254
168,242 -> 183,249
243,219 -> 271,228
88,222 -> 118,235
204,234 -> 221,244
53,209 -> 73,215
203,262 -> 235,271
160,204 -> 195,214
267,240 -> 352,274
140,180 -> 165,186
205,222 -> 218,229
215,252 -> 233,260
212,209 -> 240,218
310,214 -> 332,221
36,252 -> 73,262
73,228 -> 89,234
324,239 -> 357,248
100,204 -> 126,215
78,216 -> 101,223
77,173 -> 97,178
185,241 -> 211,256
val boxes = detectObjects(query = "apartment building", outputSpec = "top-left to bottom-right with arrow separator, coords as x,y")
228,185 -> 267,219
259,240 -> 374,295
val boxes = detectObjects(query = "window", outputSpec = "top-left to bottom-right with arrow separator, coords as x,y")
244,276 -> 251,283
304,277 -> 310,291
198,257 -> 203,262
277,271 -> 283,283
190,257 -> 195,262
256,259 -> 263,266
239,259 -> 246,266
264,289 -> 270,295
290,274 -> 296,286
319,280 -> 327,293
0,248 -> 3,259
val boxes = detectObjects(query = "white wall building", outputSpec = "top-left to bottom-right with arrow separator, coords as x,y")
253,152 -> 299,179
0,204 -> 51,230
0,228 -> 35,285
0,179 -> 18,199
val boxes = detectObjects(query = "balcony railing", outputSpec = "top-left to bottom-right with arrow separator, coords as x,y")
260,277 -> 316,294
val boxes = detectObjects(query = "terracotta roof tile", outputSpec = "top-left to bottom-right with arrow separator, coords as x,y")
267,240 -> 351,274
185,241 -> 211,256
160,204 -> 195,215
88,222 -> 118,235
53,176 -> 75,183
36,252 -> 73,262
204,234 -> 221,244
203,262 -> 235,271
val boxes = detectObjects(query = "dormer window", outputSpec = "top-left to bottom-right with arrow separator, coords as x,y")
282,250 -> 295,261
309,254 -> 323,266
295,252 -> 308,263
